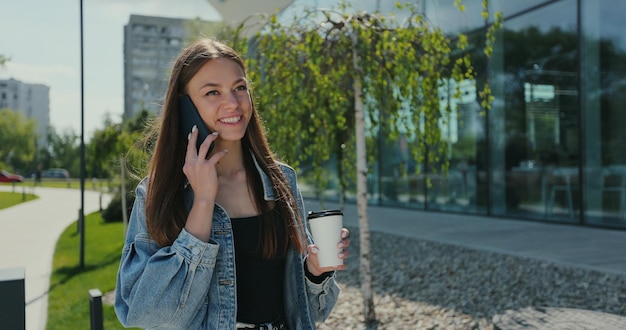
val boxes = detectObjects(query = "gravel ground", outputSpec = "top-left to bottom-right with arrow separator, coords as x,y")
316,227 -> 626,330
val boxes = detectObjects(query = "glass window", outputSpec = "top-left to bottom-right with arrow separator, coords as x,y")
581,0 -> 626,228
421,76 -> 487,214
491,0 -> 554,18
372,1 -> 491,214
425,0 -> 486,34
491,0 -> 580,223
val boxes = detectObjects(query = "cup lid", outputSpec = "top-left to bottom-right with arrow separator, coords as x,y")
307,209 -> 343,219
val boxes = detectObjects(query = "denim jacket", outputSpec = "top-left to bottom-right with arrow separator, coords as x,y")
114,160 -> 340,329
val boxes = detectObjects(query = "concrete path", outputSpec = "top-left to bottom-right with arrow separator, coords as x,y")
0,185 -> 111,330
305,199 -> 626,276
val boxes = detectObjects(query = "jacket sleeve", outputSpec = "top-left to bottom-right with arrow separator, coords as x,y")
114,178 -> 219,328
285,166 -> 341,321
305,273 -> 341,321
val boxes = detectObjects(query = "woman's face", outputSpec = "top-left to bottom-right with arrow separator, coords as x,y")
185,57 -> 252,144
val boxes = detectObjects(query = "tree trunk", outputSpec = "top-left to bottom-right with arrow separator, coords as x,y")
352,32 -> 376,323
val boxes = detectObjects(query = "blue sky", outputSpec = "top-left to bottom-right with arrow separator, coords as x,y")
0,0 -> 221,139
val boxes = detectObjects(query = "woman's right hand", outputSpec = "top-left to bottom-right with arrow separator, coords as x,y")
182,125 -> 228,241
183,125 -> 227,201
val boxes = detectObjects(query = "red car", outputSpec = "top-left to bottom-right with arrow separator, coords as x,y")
0,170 -> 24,183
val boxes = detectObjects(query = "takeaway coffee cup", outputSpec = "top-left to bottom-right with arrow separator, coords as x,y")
307,209 -> 343,267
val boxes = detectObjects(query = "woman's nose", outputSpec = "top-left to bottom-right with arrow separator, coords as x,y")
223,91 -> 238,109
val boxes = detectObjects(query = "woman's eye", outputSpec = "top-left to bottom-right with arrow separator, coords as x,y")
205,90 -> 218,96
235,85 -> 248,92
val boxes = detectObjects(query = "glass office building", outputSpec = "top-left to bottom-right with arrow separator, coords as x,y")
278,0 -> 626,230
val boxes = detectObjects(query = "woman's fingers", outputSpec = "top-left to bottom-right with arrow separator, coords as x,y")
340,228 -> 350,247
185,125 -> 199,161
185,128 -> 223,165
208,149 -> 229,166
306,243 -> 348,274
198,132 -> 219,159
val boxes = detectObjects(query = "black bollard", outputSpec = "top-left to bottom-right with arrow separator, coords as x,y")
89,289 -> 103,330
0,268 -> 25,330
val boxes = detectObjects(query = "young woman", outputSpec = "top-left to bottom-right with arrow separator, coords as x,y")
114,38 -> 350,330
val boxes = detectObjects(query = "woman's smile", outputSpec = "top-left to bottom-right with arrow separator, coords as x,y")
219,115 -> 242,124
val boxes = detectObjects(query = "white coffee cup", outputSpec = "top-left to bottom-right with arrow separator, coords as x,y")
307,209 -> 343,267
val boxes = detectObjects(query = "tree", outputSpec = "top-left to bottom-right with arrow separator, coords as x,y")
0,109 -> 37,172
233,0 -> 501,323
87,114 -> 122,179
90,110 -> 155,222
40,127 -> 81,177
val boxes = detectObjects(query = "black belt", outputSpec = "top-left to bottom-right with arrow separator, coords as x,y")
236,318 -> 286,330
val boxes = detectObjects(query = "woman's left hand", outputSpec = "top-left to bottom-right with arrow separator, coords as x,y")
305,228 -> 350,276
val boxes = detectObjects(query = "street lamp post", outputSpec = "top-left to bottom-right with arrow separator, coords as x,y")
79,0 -> 86,269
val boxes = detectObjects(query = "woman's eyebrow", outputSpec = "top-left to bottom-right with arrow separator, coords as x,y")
198,82 -> 220,90
198,78 -> 246,90
233,77 -> 247,85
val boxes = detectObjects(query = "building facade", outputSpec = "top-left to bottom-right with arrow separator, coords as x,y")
123,15 -> 187,119
483,0 -> 626,229
214,0 -> 626,230
0,78 -> 50,148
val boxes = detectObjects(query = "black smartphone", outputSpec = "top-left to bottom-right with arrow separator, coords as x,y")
179,94 -> 214,156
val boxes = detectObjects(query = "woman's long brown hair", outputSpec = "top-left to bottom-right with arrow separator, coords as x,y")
145,38 -> 306,257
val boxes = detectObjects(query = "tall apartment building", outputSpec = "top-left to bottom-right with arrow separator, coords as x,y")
123,14 -> 225,119
123,15 -> 186,119
0,78 -> 50,148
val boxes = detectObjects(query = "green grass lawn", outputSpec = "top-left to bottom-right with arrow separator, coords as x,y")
0,191 -> 38,209
46,212 -> 138,330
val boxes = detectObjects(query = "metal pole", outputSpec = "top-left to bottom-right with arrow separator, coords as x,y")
88,289 -> 103,330
79,0 -> 86,268
121,157 -> 128,235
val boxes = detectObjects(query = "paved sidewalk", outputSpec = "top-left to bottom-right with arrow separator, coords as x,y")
0,185 -> 111,330
304,199 -> 626,276
304,199 -> 626,329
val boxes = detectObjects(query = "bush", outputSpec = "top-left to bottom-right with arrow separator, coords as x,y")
102,193 -> 135,223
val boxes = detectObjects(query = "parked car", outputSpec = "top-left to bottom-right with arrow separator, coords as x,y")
0,170 -> 24,183
42,168 -> 70,178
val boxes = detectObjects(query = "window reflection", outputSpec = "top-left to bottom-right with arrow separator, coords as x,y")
242,0 -> 626,228
582,0 -> 626,226
494,0 -> 580,222
425,0 -> 485,34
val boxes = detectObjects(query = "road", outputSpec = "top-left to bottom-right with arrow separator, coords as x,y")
0,185 -> 112,330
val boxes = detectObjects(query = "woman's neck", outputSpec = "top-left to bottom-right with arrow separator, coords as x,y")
214,140 -> 245,177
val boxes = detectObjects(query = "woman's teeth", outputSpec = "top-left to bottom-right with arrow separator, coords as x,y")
220,116 -> 241,124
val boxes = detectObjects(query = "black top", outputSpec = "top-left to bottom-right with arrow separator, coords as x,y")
231,213 -> 286,324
